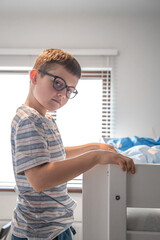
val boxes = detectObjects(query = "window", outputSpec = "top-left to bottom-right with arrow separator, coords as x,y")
0,68 -> 113,189
0,71 -> 30,187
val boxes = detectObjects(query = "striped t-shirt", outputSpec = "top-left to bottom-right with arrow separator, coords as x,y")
11,105 -> 76,240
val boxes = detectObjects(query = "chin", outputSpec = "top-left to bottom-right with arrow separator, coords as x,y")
47,106 -> 60,112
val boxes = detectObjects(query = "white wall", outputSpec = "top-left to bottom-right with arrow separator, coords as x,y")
0,13 -> 160,137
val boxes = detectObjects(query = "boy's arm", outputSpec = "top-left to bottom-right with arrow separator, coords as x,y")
65,143 -> 116,159
24,149 -> 135,192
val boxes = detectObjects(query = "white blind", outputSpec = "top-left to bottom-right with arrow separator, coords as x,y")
81,70 -> 112,138
52,69 -> 113,189
52,69 -> 112,138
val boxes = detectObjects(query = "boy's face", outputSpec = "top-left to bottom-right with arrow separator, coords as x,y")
30,64 -> 79,116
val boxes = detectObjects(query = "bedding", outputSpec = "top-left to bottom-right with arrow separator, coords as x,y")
122,145 -> 160,164
104,136 -> 160,151
104,136 -> 160,164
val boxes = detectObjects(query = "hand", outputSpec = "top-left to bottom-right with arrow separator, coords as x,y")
95,143 -> 117,152
98,150 -> 135,174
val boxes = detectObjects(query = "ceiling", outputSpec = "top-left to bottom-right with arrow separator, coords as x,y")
1,0 -> 160,15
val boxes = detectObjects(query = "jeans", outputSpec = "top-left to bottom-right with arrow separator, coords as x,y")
11,227 -> 76,240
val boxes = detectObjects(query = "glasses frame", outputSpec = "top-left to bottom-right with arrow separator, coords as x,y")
38,70 -> 78,99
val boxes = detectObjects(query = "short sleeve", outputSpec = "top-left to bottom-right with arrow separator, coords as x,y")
13,118 -> 49,175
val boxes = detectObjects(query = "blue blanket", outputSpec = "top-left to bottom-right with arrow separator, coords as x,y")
104,136 -> 160,151
104,136 -> 160,164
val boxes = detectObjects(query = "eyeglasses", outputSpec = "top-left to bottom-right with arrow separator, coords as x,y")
38,70 -> 78,99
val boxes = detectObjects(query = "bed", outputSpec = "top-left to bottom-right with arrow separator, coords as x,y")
83,137 -> 160,240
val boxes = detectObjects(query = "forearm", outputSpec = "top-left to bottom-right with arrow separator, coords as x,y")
65,142 -> 116,159
25,150 -> 99,192
65,143 -> 99,159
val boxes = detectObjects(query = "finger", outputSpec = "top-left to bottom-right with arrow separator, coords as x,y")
118,159 -> 127,172
126,159 -> 132,172
123,156 -> 135,174
105,144 -> 117,152
131,163 -> 136,174
108,146 -> 117,152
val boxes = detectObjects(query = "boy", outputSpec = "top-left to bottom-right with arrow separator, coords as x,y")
11,49 -> 135,240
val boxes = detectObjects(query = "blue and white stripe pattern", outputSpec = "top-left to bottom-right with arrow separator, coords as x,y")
11,105 -> 76,239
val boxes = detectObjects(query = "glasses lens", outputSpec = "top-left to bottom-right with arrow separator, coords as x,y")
66,87 -> 77,99
52,76 -> 78,99
53,77 -> 66,91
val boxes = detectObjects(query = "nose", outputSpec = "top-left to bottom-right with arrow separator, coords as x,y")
57,88 -> 66,99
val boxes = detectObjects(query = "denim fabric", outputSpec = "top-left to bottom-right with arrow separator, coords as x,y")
11,227 -> 76,240
11,235 -> 27,240
53,227 -> 73,240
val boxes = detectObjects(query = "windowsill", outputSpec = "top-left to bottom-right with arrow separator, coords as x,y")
68,187 -> 82,193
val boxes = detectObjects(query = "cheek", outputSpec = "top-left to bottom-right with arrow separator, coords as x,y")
61,98 -> 69,107
34,83 -> 52,101
40,81 -> 53,95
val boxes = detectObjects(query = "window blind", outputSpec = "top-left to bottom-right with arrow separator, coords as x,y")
81,70 -> 112,138
52,69 -> 113,189
52,69 -> 112,139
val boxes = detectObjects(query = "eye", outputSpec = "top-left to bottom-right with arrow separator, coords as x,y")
54,78 -> 65,90
67,87 -> 75,94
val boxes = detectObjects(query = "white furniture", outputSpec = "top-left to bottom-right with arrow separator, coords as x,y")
83,164 -> 160,240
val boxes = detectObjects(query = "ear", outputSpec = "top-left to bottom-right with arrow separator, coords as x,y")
30,69 -> 38,85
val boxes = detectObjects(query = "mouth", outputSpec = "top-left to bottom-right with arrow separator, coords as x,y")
52,99 -> 61,105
